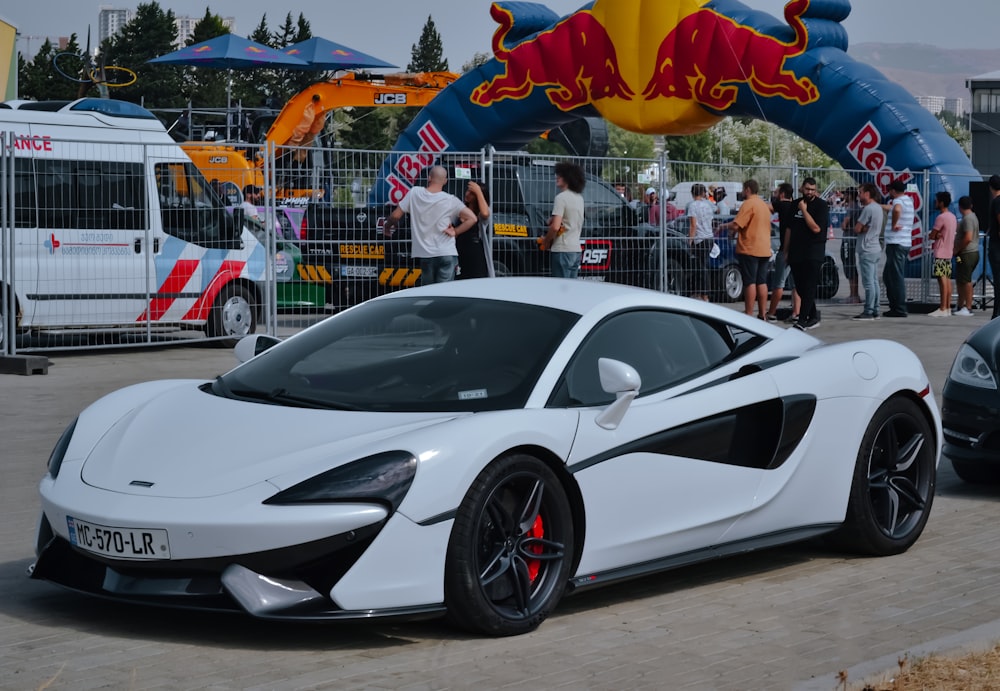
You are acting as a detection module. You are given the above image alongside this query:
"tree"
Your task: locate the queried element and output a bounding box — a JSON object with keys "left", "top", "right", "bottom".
{"left": 460, "top": 52, "right": 491, "bottom": 74}
{"left": 19, "top": 35, "right": 86, "bottom": 101}
{"left": 664, "top": 131, "right": 716, "bottom": 164}
{"left": 395, "top": 16, "right": 449, "bottom": 140}
{"left": 407, "top": 16, "right": 448, "bottom": 72}
{"left": 183, "top": 10, "right": 231, "bottom": 109}
{"left": 100, "top": 2, "right": 183, "bottom": 108}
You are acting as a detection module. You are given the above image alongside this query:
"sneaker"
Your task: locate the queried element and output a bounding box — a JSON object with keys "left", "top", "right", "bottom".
{"left": 784, "top": 314, "right": 799, "bottom": 324}
{"left": 883, "top": 311, "right": 908, "bottom": 318}
{"left": 852, "top": 312, "right": 876, "bottom": 321}
{"left": 796, "top": 317, "right": 821, "bottom": 330}
{"left": 954, "top": 307, "right": 973, "bottom": 316}
{"left": 928, "top": 308, "right": 950, "bottom": 317}
{"left": 766, "top": 313, "right": 778, "bottom": 322}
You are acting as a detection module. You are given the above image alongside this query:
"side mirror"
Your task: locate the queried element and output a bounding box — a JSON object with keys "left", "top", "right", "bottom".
{"left": 234, "top": 334, "right": 281, "bottom": 363}
{"left": 595, "top": 358, "right": 641, "bottom": 430}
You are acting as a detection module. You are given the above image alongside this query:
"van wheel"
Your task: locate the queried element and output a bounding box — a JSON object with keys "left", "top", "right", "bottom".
{"left": 207, "top": 284, "right": 257, "bottom": 346}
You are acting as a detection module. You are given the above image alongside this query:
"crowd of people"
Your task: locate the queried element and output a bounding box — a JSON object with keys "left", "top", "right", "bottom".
{"left": 378, "top": 164, "right": 1000, "bottom": 324}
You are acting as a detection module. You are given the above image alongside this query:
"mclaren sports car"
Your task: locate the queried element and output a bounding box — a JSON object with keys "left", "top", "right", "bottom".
{"left": 32, "top": 278, "right": 941, "bottom": 636}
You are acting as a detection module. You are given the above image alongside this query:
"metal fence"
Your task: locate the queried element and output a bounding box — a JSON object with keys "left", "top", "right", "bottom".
{"left": 1, "top": 136, "right": 992, "bottom": 355}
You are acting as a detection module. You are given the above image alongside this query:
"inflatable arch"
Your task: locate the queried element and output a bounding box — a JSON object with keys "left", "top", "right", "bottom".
{"left": 374, "top": 0, "right": 979, "bottom": 218}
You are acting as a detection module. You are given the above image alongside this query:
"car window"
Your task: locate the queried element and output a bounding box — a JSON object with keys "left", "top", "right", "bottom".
{"left": 550, "top": 310, "right": 767, "bottom": 407}
{"left": 223, "top": 296, "right": 580, "bottom": 412}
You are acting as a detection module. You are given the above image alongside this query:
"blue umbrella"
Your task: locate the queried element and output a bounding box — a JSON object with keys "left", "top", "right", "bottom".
{"left": 282, "top": 37, "right": 397, "bottom": 71}
{"left": 149, "top": 34, "right": 309, "bottom": 139}
{"left": 148, "top": 34, "right": 309, "bottom": 70}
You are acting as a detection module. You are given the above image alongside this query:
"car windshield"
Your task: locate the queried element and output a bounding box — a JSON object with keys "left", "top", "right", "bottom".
{"left": 219, "top": 296, "right": 580, "bottom": 412}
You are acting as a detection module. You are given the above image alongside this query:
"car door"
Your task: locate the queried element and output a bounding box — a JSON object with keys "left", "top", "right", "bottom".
{"left": 553, "top": 309, "right": 781, "bottom": 577}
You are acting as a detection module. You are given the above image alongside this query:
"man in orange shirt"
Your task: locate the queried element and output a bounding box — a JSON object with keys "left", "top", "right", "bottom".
{"left": 723, "top": 179, "right": 773, "bottom": 319}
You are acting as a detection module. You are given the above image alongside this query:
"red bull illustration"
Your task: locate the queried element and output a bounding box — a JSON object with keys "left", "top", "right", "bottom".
{"left": 471, "top": 5, "right": 634, "bottom": 111}
{"left": 642, "top": 0, "right": 817, "bottom": 110}
{"left": 375, "top": 0, "right": 978, "bottom": 210}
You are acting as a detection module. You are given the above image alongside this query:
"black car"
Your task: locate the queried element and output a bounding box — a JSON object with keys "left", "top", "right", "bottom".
{"left": 942, "top": 318, "right": 1000, "bottom": 482}
{"left": 648, "top": 215, "right": 839, "bottom": 303}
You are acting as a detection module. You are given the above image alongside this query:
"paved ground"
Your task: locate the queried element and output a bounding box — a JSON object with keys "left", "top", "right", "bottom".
{"left": 3, "top": 301, "right": 1000, "bottom": 691}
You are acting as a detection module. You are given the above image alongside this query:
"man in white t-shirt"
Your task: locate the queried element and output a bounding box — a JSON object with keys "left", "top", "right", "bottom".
{"left": 881, "top": 179, "right": 914, "bottom": 317}
{"left": 383, "top": 166, "right": 477, "bottom": 284}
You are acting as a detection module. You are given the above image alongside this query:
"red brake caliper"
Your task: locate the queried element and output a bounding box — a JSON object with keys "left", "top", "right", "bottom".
{"left": 526, "top": 515, "right": 544, "bottom": 581}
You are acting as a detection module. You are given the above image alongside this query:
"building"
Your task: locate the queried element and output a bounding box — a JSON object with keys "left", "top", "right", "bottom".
{"left": 915, "top": 95, "right": 964, "bottom": 116}
{"left": 98, "top": 7, "right": 236, "bottom": 48}
{"left": 98, "top": 6, "right": 132, "bottom": 45}
{"left": 967, "top": 70, "right": 1000, "bottom": 174}
{"left": 174, "top": 15, "right": 236, "bottom": 48}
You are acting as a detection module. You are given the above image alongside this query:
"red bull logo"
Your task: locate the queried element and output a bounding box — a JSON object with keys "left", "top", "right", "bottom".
{"left": 193, "top": 46, "right": 212, "bottom": 53}
{"left": 471, "top": 0, "right": 821, "bottom": 135}
{"left": 643, "top": 0, "right": 818, "bottom": 110}
{"left": 471, "top": 5, "right": 634, "bottom": 111}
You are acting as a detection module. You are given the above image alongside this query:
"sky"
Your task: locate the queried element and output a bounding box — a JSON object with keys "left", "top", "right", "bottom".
{"left": 4, "top": 1, "right": 1000, "bottom": 70}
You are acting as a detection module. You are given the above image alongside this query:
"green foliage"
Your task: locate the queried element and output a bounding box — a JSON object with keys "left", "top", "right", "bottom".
{"left": 461, "top": 52, "right": 491, "bottom": 74}
{"left": 664, "top": 131, "right": 715, "bottom": 163}
{"left": 336, "top": 107, "right": 401, "bottom": 150}
{"left": 19, "top": 35, "right": 87, "bottom": 101}
{"left": 407, "top": 16, "right": 448, "bottom": 72}
{"left": 608, "top": 123, "right": 655, "bottom": 159}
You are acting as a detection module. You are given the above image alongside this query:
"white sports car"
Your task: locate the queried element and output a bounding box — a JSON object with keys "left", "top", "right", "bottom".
{"left": 32, "top": 278, "right": 940, "bottom": 636}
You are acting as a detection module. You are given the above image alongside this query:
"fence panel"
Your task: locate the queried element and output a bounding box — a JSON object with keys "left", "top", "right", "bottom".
{"left": 4, "top": 133, "right": 985, "bottom": 353}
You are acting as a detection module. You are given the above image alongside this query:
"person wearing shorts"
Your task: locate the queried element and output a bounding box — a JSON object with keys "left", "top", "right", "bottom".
{"left": 723, "top": 179, "right": 772, "bottom": 319}
{"left": 928, "top": 191, "right": 957, "bottom": 317}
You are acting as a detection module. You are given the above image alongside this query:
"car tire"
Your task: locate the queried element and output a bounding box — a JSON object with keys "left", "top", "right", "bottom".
{"left": 720, "top": 263, "right": 743, "bottom": 302}
{"left": 206, "top": 283, "right": 257, "bottom": 346}
{"left": 445, "top": 453, "right": 574, "bottom": 636}
{"left": 829, "top": 396, "right": 936, "bottom": 556}
{"left": 817, "top": 256, "right": 841, "bottom": 299}
{"left": 492, "top": 259, "right": 512, "bottom": 278}
{"left": 950, "top": 458, "right": 1000, "bottom": 484}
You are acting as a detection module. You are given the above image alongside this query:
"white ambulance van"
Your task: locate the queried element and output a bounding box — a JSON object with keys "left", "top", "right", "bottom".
{"left": 0, "top": 98, "right": 266, "bottom": 346}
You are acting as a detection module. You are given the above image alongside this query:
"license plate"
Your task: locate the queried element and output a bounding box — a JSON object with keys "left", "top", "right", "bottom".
{"left": 340, "top": 265, "right": 379, "bottom": 278}
{"left": 66, "top": 516, "right": 170, "bottom": 560}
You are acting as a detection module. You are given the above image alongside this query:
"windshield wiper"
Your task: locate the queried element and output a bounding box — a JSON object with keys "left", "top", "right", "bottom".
{"left": 228, "top": 386, "right": 363, "bottom": 411}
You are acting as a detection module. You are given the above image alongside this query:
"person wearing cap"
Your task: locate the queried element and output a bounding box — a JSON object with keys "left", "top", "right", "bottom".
{"left": 645, "top": 187, "right": 661, "bottom": 225}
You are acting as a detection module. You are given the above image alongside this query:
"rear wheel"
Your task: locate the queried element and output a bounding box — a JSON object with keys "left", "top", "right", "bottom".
{"left": 720, "top": 263, "right": 743, "bottom": 302}
{"left": 445, "top": 454, "right": 574, "bottom": 636}
{"left": 206, "top": 283, "right": 257, "bottom": 346}
{"left": 830, "top": 397, "right": 936, "bottom": 555}
{"left": 663, "top": 258, "right": 687, "bottom": 295}
{"left": 817, "top": 256, "right": 841, "bottom": 299}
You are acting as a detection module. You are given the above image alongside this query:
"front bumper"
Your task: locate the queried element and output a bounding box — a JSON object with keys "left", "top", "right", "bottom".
{"left": 941, "top": 381, "right": 1000, "bottom": 464}
{"left": 30, "top": 513, "right": 443, "bottom": 621}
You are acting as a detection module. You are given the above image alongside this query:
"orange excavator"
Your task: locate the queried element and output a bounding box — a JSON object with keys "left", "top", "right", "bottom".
{"left": 181, "top": 71, "right": 458, "bottom": 199}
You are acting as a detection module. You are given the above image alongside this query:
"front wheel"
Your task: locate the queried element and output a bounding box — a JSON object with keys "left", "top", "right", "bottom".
{"left": 829, "top": 396, "right": 936, "bottom": 555}
{"left": 445, "top": 454, "right": 574, "bottom": 636}
{"left": 206, "top": 283, "right": 257, "bottom": 346}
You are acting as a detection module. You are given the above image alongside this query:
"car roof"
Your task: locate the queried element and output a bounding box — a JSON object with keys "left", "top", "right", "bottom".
{"left": 371, "top": 277, "right": 725, "bottom": 319}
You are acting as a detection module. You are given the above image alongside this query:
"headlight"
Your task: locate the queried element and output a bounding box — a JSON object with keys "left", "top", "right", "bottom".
{"left": 264, "top": 451, "right": 417, "bottom": 511}
{"left": 47, "top": 418, "right": 78, "bottom": 479}
{"left": 949, "top": 344, "right": 998, "bottom": 389}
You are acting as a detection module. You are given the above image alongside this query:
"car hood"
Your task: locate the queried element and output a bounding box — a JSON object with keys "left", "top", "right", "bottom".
{"left": 79, "top": 382, "right": 458, "bottom": 499}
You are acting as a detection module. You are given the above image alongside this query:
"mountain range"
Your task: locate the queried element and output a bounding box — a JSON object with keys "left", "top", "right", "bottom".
{"left": 849, "top": 43, "right": 1000, "bottom": 112}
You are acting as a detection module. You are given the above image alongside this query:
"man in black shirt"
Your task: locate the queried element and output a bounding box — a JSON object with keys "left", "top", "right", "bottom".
{"left": 787, "top": 177, "right": 829, "bottom": 330}
{"left": 989, "top": 175, "right": 1000, "bottom": 319}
